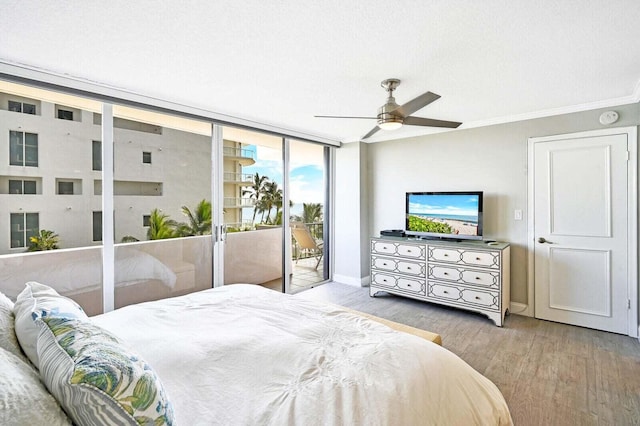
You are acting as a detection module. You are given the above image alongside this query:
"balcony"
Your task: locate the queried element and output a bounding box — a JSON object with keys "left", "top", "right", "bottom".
{"left": 223, "top": 172, "right": 254, "bottom": 185}
{"left": 223, "top": 147, "right": 255, "bottom": 166}
{"left": 224, "top": 197, "right": 255, "bottom": 209}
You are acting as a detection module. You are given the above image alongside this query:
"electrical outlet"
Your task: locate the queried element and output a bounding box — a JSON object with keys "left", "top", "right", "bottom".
{"left": 514, "top": 209, "right": 523, "bottom": 220}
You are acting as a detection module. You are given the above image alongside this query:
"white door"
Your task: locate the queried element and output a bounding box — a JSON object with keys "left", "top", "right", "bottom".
{"left": 531, "top": 128, "right": 636, "bottom": 335}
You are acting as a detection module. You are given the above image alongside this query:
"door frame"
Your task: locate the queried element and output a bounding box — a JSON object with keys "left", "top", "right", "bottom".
{"left": 527, "top": 126, "right": 638, "bottom": 337}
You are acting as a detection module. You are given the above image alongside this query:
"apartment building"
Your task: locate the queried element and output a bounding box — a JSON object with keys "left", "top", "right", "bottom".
{"left": 0, "top": 85, "right": 254, "bottom": 255}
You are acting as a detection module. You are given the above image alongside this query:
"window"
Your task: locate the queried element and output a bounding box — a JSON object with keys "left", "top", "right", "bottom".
{"left": 9, "top": 179, "right": 36, "bottom": 194}
{"left": 58, "top": 181, "right": 74, "bottom": 195}
{"left": 9, "top": 131, "right": 38, "bottom": 167}
{"left": 8, "top": 100, "right": 20, "bottom": 112}
{"left": 8, "top": 100, "right": 36, "bottom": 115}
{"left": 57, "top": 109, "right": 74, "bottom": 120}
{"left": 142, "top": 151, "right": 152, "bottom": 164}
{"left": 92, "top": 211, "right": 102, "bottom": 242}
{"left": 92, "top": 140, "right": 102, "bottom": 171}
{"left": 10, "top": 212, "right": 39, "bottom": 248}
{"left": 143, "top": 215, "right": 151, "bottom": 227}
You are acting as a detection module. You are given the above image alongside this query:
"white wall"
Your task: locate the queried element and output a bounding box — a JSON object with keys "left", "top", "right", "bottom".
{"left": 335, "top": 102, "right": 640, "bottom": 307}
{"left": 334, "top": 142, "right": 369, "bottom": 286}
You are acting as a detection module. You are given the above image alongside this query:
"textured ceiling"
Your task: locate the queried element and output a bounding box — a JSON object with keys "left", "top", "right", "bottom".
{"left": 1, "top": 0, "right": 639, "bottom": 143}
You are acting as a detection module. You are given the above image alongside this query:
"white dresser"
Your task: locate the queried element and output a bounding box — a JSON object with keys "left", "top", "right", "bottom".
{"left": 370, "top": 237, "right": 510, "bottom": 326}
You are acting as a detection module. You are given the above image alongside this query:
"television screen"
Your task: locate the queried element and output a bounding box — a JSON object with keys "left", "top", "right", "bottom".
{"left": 405, "top": 191, "right": 483, "bottom": 240}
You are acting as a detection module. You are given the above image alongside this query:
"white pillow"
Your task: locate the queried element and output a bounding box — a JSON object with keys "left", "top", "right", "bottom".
{"left": 13, "top": 282, "right": 87, "bottom": 369}
{"left": 0, "top": 346, "right": 71, "bottom": 426}
{"left": 37, "top": 315, "right": 175, "bottom": 425}
{"left": 0, "top": 291, "right": 29, "bottom": 363}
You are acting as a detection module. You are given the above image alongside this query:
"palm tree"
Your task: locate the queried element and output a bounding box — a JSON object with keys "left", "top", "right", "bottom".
{"left": 243, "top": 173, "right": 268, "bottom": 224}
{"left": 177, "top": 199, "right": 212, "bottom": 236}
{"left": 261, "top": 181, "right": 280, "bottom": 224}
{"left": 256, "top": 198, "right": 269, "bottom": 223}
{"left": 28, "top": 229, "right": 60, "bottom": 251}
{"left": 147, "top": 209, "right": 177, "bottom": 240}
{"left": 272, "top": 188, "right": 284, "bottom": 224}
{"left": 302, "top": 202, "right": 323, "bottom": 224}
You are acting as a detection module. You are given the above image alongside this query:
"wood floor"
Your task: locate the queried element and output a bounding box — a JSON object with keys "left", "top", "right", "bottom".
{"left": 297, "top": 282, "right": 640, "bottom": 426}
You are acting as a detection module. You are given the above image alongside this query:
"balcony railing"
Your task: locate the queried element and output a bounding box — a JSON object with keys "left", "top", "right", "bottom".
{"left": 223, "top": 147, "right": 255, "bottom": 161}
{"left": 224, "top": 197, "right": 255, "bottom": 208}
{"left": 223, "top": 172, "right": 254, "bottom": 184}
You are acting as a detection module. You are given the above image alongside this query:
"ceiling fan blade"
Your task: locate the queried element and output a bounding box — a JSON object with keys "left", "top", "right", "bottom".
{"left": 362, "top": 126, "right": 381, "bottom": 139}
{"left": 392, "top": 91, "right": 441, "bottom": 117}
{"left": 314, "top": 115, "right": 377, "bottom": 119}
{"left": 403, "top": 116, "right": 462, "bottom": 128}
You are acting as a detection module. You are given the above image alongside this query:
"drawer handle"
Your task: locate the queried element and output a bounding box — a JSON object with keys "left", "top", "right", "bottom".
{"left": 475, "top": 276, "right": 480, "bottom": 280}
{"left": 444, "top": 254, "right": 448, "bottom": 257}
{"left": 382, "top": 279, "right": 387, "bottom": 282}
{"left": 382, "top": 263, "right": 387, "bottom": 266}
{"left": 443, "top": 290, "right": 448, "bottom": 294}
{"left": 407, "top": 249, "right": 412, "bottom": 253}
{"left": 475, "top": 296, "right": 481, "bottom": 300}
{"left": 443, "top": 272, "right": 448, "bottom": 275}
{"left": 407, "top": 266, "right": 411, "bottom": 270}
{"left": 476, "top": 257, "right": 481, "bottom": 260}
{"left": 407, "top": 284, "right": 412, "bottom": 287}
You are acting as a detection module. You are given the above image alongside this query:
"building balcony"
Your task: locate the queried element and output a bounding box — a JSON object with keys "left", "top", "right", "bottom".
{"left": 224, "top": 197, "right": 255, "bottom": 209}
{"left": 223, "top": 147, "right": 255, "bottom": 166}
{"left": 223, "top": 172, "right": 254, "bottom": 185}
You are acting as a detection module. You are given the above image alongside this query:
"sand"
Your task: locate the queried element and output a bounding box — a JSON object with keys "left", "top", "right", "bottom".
{"left": 438, "top": 219, "right": 478, "bottom": 236}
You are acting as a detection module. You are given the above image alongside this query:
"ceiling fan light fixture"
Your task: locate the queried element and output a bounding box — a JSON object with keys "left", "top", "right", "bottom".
{"left": 377, "top": 113, "right": 403, "bottom": 130}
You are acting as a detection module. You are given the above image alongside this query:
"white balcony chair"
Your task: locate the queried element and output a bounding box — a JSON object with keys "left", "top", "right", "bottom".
{"left": 291, "top": 222, "right": 323, "bottom": 270}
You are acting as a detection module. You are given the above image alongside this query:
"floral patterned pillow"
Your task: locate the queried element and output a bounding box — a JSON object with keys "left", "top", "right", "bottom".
{"left": 36, "top": 314, "right": 174, "bottom": 426}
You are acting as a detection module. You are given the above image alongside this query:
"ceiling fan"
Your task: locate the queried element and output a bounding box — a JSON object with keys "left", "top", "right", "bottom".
{"left": 315, "top": 78, "right": 462, "bottom": 139}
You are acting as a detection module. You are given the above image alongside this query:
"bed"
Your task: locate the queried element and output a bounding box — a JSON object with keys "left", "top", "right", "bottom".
{"left": 2, "top": 282, "right": 513, "bottom": 425}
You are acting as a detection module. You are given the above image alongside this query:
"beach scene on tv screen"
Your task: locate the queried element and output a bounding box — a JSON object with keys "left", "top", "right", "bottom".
{"left": 407, "top": 194, "right": 480, "bottom": 236}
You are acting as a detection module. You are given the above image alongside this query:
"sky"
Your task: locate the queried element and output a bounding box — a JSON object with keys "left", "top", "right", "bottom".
{"left": 408, "top": 193, "right": 480, "bottom": 217}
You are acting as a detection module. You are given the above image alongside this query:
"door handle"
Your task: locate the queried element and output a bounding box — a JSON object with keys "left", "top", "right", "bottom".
{"left": 538, "top": 237, "right": 553, "bottom": 244}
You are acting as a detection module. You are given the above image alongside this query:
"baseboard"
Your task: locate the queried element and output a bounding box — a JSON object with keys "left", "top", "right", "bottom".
{"left": 509, "top": 302, "right": 531, "bottom": 317}
{"left": 332, "top": 274, "right": 370, "bottom": 287}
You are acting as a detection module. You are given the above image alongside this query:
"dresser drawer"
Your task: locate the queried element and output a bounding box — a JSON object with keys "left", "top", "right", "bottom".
{"left": 371, "top": 240, "right": 425, "bottom": 260}
{"left": 461, "top": 250, "right": 500, "bottom": 268}
{"left": 428, "top": 265, "right": 499, "bottom": 289}
{"left": 428, "top": 247, "right": 500, "bottom": 269}
{"left": 371, "top": 240, "right": 397, "bottom": 256}
{"left": 428, "top": 283, "right": 461, "bottom": 301}
{"left": 371, "top": 272, "right": 425, "bottom": 295}
{"left": 372, "top": 256, "right": 397, "bottom": 271}
{"left": 460, "top": 288, "right": 499, "bottom": 310}
{"left": 371, "top": 256, "right": 424, "bottom": 276}
{"left": 371, "top": 271, "right": 397, "bottom": 288}
{"left": 396, "top": 277, "right": 425, "bottom": 295}
{"left": 396, "top": 244, "right": 424, "bottom": 259}
{"left": 427, "top": 282, "right": 499, "bottom": 311}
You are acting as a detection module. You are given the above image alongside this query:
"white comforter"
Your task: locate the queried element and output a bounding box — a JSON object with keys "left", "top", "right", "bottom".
{"left": 92, "top": 284, "right": 512, "bottom": 425}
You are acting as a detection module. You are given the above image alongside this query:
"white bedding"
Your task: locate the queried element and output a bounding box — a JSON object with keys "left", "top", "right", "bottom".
{"left": 92, "top": 284, "right": 512, "bottom": 425}
{"left": 0, "top": 246, "right": 176, "bottom": 299}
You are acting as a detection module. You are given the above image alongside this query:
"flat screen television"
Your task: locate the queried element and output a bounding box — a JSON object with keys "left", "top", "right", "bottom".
{"left": 405, "top": 191, "right": 483, "bottom": 240}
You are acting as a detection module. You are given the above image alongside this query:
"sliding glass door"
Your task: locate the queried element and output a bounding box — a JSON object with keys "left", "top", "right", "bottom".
{"left": 288, "top": 139, "right": 329, "bottom": 293}
{"left": 110, "top": 104, "right": 214, "bottom": 308}
{"left": 220, "top": 126, "right": 285, "bottom": 291}
{"left": 0, "top": 78, "right": 333, "bottom": 315}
